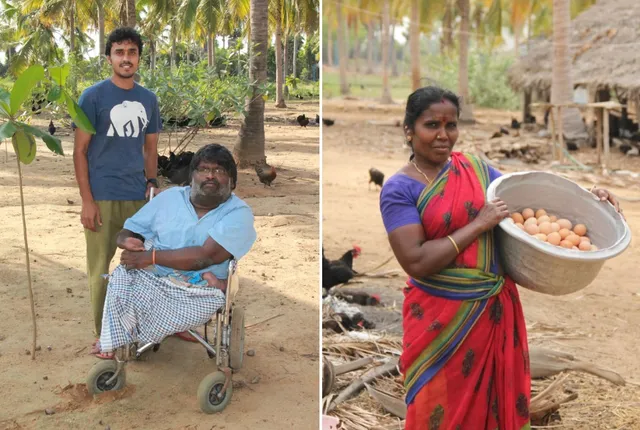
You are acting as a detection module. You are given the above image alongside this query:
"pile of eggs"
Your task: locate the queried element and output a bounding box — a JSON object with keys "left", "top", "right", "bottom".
{"left": 509, "top": 208, "right": 598, "bottom": 251}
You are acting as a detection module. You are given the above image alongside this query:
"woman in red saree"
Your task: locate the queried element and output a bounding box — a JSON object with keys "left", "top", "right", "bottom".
{"left": 379, "top": 87, "right": 622, "bottom": 430}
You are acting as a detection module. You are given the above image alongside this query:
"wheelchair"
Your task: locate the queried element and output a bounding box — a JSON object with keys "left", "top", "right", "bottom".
{"left": 86, "top": 259, "right": 245, "bottom": 413}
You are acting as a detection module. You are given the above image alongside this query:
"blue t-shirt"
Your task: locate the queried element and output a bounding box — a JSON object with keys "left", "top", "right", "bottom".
{"left": 77, "top": 79, "right": 161, "bottom": 201}
{"left": 123, "top": 187, "right": 257, "bottom": 280}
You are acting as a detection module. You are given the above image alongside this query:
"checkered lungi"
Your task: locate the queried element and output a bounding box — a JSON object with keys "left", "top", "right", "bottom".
{"left": 99, "top": 265, "right": 226, "bottom": 352}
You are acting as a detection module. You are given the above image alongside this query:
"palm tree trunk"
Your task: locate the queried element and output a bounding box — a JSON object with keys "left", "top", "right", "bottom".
{"left": 410, "top": 0, "right": 420, "bottom": 89}
{"left": 366, "top": 21, "right": 374, "bottom": 74}
{"left": 235, "top": 0, "right": 267, "bottom": 167}
{"left": 380, "top": 0, "right": 393, "bottom": 104}
{"left": 336, "top": 0, "right": 349, "bottom": 95}
{"left": 98, "top": 1, "right": 105, "bottom": 63}
{"left": 352, "top": 19, "right": 359, "bottom": 73}
{"left": 208, "top": 33, "right": 214, "bottom": 68}
{"left": 127, "top": 0, "right": 136, "bottom": 27}
{"left": 283, "top": 34, "right": 289, "bottom": 97}
{"left": 69, "top": 1, "right": 75, "bottom": 58}
{"left": 390, "top": 22, "right": 398, "bottom": 77}
{"left": 327, "top": 32, "right": 334, "bottom": 67}
{"left": 443, "top": 4, "right": 454, "bottom": 56}
{"left": 293, "top": 33, "right": 298, "bottom": 78}
{"left": 275, "top": 0, "right": 286, "bottom": 108}
{"left": 458, "top": 0, "right": 474, "bottom": 122}
{"left": 552, "top": 0, "right": 572, "bottom": 109}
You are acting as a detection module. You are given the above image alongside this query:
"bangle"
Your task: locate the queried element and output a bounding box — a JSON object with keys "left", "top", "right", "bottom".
{"left": 446, "top": 235, "right": 460, "bottom": 254}
{"left": 152, "top": 248, "right": 156, "bottom": 265}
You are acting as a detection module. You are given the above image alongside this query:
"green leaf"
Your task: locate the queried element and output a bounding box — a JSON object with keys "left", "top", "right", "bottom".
{"left": 0, "top": 121, "right": 17, "bottom": 139}
{"left": 63, "top": 92, "right": 95, "bottom": 134}
{"left": 20, "top": 123, "right": 64, "bottom": 156}
{"left": 49, "top": 64, "right": 70, "bottom": 87}
{"left": 47, "top": 85, "right": 62, "bottom": 102}
{"left": 10, "top": 64, "right": 45, "bottom": 115}
{"left": 0, "top": 88, "right": 10, "bottom": 117}
{"left": 12, "top": 129, "right": 36, "bottom": 164}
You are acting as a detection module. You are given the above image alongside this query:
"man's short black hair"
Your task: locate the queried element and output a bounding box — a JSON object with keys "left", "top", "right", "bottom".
{"left": 190, "top": 144, "right": 238, "bottom": 189}
{"left": 105, "top": 27, "right": 143, "bottom": 57}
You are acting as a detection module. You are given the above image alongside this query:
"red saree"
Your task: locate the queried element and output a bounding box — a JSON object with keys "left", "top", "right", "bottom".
{"left": 402, "top": 152, "right": 531, "bottom": 430}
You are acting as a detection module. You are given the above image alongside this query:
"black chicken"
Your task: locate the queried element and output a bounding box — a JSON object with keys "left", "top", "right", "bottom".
{"left": 297, "top": 114, "right": 310, "bottom": 127}
{"left": 323, "top": 312, "right": 375, "bottom": 333}
{"left": 333, "top": 290, "right": 381, "bottom": 306}
{"left": 315, "top": 114, "right": 320, "bottom": 124}
{"left": 511, "top": 118, "right": 521, "bottom": 129}
{"left": 368, "top": 168, "right": 384, "bottom": 190}
{"left": 322, "top": 246, "right": 361, "bottom": 291}
{"left": 48, "top": 120, "right": 56, "bottom": 136}
{"left": 157, "top": 151, "right": 194, "bottom": 185}
{"left": 323, "top": 118, "right": 335, "bottom": 127}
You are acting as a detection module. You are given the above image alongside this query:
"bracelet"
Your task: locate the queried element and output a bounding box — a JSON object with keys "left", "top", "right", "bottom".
{"left": 152, "top": 248, "right": 156, "bottom": 265}
{"left": 446, "top": 235, "right": 460, "bottom": 254}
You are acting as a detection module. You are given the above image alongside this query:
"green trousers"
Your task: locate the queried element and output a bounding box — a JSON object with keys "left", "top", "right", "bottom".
{"left": 84, "top": 200, "right": 146, "bottom": 336}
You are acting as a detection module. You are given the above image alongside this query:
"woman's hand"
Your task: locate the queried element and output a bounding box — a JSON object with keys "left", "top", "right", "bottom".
{"left": 472, "top": 198, "right": 510, "bottom": 233}
{"left": 591, "top": 187, "right": 623, "bottom": 218}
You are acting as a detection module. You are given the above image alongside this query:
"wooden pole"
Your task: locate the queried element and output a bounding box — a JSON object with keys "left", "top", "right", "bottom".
{"left": 596, "top": 108, "right": 603, "bottom": 166}
{"left": 603, "top": 108, "right": 610, "bottom": 170}
{"left": 558, "top": 106, "right": 565, "bottom": 163}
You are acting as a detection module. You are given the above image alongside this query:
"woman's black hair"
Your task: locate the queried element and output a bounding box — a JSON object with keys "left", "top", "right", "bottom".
{"left": 105, "top": 27, "right": 143, "bottom": 56}
{"left": 190, "top": 144, "right": 238, "bottom": 189}
{"left": 403, "top": 86, "right": 461, "bottom": 132}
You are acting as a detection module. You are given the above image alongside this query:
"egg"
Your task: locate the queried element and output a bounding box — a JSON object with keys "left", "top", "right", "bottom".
{"left": 524, "top": 217, "right": 538, "bottom": 226}
{"left": 522, "top": 208, "right": 535, "bottom": 220}
{"left": 549, "top": 215, "right": 558, "bottom": 223}
{"left": 590, "top": 244, "right": 599, "bottom": 251}
{"left": 573, "top": 224, "right": 587, "bottom": 236}
{"left": 534, "top": 233, "right": 548, "bottom": 242}
{"left": 537, "top": 215, "right": 551, "bottom": 224}
{"left": 580, "top": 236, "right": 591, "bottom": 245}
{"left": 524, "top": 223, "right": 539, "bottom": 235}
{"left": 515, "top": 223, "right": 525, "bottom": 230}
{"left": 578, "top": 241, "right": 591, "bottom": 251}
{"left": 547, "top": 232, "right": 562, "bottom": 245}
{"left": 560, "top": 240, "right": 574, "bottom": 249}
{"left": 567, "top": 234, "right": 581, "bottom": 246}
{"left": 535, "top": 209, "right": 547, "bottom": 218}
{"left": 511, "top": 212, "right": 524, "bottom": 224}
{"left": 538, "top": 222, "right": 552, "bottom": 235}
{"left": 558, "top": 228, "right": 571, "bottom": 239}
{"left": 550, "top": 222, "right": 561, "bottom": 232}
{"left": 557, "top": 218, "right": 573, "bottom": 230}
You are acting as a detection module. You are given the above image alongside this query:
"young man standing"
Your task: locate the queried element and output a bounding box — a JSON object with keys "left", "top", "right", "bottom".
{"left": 73, "top": 27, "right": 161, "bottom": 352}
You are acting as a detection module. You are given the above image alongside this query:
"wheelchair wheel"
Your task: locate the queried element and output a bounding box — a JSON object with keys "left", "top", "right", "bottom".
{"left": 87, "top": 360, "right": 127, "bottom": 395}
{"left": 229, "top": 307, "right": 245, "bottom": 371}
{"left": 197, "top": 371, "right": 233, "bottom": 413}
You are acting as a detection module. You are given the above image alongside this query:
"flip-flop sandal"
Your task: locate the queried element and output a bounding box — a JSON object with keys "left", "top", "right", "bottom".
{"left": 174, "top": 331, "right": 199, "bottom": 343}
{"left": 94, "top": 351, "right": 114, "bottom": 360}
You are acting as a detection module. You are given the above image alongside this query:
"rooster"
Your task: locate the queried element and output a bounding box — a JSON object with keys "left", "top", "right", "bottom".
{"left": 255, "top": 164, "right": 277, "bottom": 187}
{"left": 48, "top": 120, "right": 56, "bottom": 136}
{"left": 323, "top": 118, "right": 335, "bottom": 127}
{"left": 296, "top": 114, "right": 310, "bottom": 127}
{"left": 368, "top": 168, "right": 384, "bottom": 190}
{"left": 322, "top": 246, "right": 361, "bottom": 291}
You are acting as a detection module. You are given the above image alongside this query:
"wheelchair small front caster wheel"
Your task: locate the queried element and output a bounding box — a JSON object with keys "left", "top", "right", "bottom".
{"left": 197, "top": 371, "right": 232, "bottom": 413}
{"left": 87, "top": 360, "right": 127, "bottom": 395}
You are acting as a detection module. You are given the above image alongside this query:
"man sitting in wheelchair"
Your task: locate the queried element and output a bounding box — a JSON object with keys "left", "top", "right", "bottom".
{"left": 93, "top": 143, "right": 256, "bottom": 358}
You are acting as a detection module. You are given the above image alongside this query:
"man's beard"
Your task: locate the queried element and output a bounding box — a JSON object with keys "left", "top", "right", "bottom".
{"left": 113, "top": 63, "right": 136, "bottom": 78}
{"left": 191, "top": 179, "right": 232, "bottom": 204}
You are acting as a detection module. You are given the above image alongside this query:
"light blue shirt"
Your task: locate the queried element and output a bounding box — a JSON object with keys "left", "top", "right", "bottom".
{"left": 123, "top": 186, "right": 256, "bottom": 280}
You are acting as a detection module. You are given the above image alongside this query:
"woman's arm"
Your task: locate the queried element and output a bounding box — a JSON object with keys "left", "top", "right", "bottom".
{"left": 388, "top": 198, "right": 509, "bottom": 279}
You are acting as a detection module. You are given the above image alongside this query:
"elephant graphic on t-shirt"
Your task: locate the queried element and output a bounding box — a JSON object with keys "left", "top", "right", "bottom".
{"left": 107, "top": 101, "right": 149, "bottom": 138}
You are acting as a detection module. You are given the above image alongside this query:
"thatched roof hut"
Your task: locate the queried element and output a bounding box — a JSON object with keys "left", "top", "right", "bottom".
{"left": 508, "top": 0, "right": 640, "bottom": 102}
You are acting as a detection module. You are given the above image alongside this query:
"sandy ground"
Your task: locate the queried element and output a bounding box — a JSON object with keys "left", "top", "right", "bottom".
{"left": 322, "top": 98, "right": 640, "bottom": 429}
{"left": 0, "top": 100, "right": 320, "bottom": 429}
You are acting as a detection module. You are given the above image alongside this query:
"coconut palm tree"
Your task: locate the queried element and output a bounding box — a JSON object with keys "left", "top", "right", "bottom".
{"left": 335, "top": 0, "right": 348, "bottom": 95}
{"left": 234, "top": 0, "right": 268, "bottom": 166}
{"left": 379, "top": 0, "right": 392, "bottom": 103}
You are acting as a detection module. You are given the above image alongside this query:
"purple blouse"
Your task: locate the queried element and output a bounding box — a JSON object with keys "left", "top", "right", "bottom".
{"left": 380, "top": 165, "right": 502, "bottom": 234}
